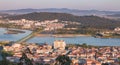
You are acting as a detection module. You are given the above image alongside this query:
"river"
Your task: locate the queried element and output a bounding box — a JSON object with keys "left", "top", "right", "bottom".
{"left": 27, "top": 36, "right": 120, "bottom": 46}
{"left": 0, "top": 28, "right": 120, "bottom": 46}
{"left": 0, "top": 28, "right": 32, "bottom": 42}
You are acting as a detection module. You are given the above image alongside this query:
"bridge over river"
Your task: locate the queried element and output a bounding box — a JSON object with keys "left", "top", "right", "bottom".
{"left": 15, "top": 32, "right": 35, "bottom": 43}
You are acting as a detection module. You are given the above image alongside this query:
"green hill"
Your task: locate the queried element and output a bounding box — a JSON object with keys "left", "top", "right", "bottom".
{"left": 4, "top": 12, "right": 120, "bottom": 30}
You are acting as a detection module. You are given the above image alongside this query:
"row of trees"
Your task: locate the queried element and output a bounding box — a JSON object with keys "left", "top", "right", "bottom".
{"left": 55, "top": 28, "right": 100, "bottom": 35}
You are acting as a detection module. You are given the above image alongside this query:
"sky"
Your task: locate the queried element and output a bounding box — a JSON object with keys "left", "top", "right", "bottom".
{"left": 0, "top": 0, "right": 120, "bottom": 11}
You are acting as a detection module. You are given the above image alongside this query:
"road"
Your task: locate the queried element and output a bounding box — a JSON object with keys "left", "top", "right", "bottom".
{"left": 15, "top": 31, "right": 37, "bottom": 43}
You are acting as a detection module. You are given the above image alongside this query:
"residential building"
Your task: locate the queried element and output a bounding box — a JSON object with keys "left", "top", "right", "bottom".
{"left": 54, "top": 40, "right": 66, "bottom": 50}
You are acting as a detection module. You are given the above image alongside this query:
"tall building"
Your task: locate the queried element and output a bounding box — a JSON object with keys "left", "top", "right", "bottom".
{"left": 54, "top": 40, "right": 66, "bottom": 50}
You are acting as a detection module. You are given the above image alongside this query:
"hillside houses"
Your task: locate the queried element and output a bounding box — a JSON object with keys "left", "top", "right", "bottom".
{"left": 3, "top": 41, "right": 120, "bottom": 65}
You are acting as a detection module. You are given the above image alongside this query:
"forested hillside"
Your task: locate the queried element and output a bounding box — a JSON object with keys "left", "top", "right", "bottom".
{"left": 4, "top": 12, "right": 120, "bottom": 30}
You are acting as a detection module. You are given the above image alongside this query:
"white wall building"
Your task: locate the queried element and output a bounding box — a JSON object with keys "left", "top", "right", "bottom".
{"left": 54, "top": 40, "right": 66, "bottom": 50}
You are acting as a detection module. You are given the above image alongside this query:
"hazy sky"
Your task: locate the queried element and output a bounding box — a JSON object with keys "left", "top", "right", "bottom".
{"left": 0, "top": 0, "right": 120, "bottom": 11}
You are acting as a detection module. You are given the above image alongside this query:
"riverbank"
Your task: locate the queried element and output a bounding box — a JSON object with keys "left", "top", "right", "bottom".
{"left": 4, "top": 29, "right": 25, "bottom": 34}
{"left": 94, "top": 34, "right": 120, "bottom": 38}
{"left": 35, "top": 34, "right": 91, "bottom": 37}
{"left": 35, "top": 33, "right": 120, "bottom": 38}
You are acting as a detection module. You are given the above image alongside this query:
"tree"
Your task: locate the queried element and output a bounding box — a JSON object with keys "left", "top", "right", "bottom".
{"left": 81, "top": 43, "right": 88, "bottom": 48}
{"left": 20, "top": 52, "right": 33, "bottom": 65}
{"left": 1, "top": 50, "right": 13, "bottom": 59}
{"left": 0, "top": 59, "right": 17, "bottom": 65}
{"left": 55, "top": 55, "right": 72, "bottom": 65}
{"left": 102, "top": 63, "right": 109, "bottom": 65}
{"left": 118, "top": 57, "right": 120, "bottom": 64}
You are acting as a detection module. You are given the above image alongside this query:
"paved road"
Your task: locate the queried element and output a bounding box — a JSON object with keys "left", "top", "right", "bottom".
{"left": 16, "top": 32, "right": 35, "bottom": 43}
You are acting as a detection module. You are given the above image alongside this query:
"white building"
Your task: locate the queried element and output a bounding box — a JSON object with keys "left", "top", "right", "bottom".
{"left": 22, "top": 24, "right": 31, "bottom": 29}
{"left": 114, "top": 27, "right": 120, "bottom": 32}
{"left": 54, "top": 40, "right": 66, "bottom": 50}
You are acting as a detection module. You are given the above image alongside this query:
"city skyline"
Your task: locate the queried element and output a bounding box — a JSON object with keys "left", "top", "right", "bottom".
{"left": 0, "top": 0, "right": 120, "bottom": 11}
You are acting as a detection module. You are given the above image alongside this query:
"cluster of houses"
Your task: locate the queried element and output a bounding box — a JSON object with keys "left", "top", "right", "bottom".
{"left": 2, "top": 40, "right": 120, "bottom": 65}
{"left": 0, "top": 19, "right": 64, "bottom": 30}
{"left": 68, "top": 46, "right": 120, "bottom": 65}
{"left": 8, "top": 19, "right": 64, "bottom": 30}
{"left": 114, "top": 27, "right": 120, "bottom": 34}
{"left": 94, "top": 27, "right": 120, "bottom": 38}
{"left": 0, "top": 19, "right": 81, "bottom": 31}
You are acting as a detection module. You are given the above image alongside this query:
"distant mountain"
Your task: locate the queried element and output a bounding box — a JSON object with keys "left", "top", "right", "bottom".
{"left": 0, "top": 8, "right": 120, "bottom": 16}
{"left": 107, "top": 14, "right": 120, "bottom": 17}
{"left": 102, "top": 14, "right": 120, "bottom": 20}
{"left": 0, "top": 13, "right": 10, "bottom": 17}
{"left": 4, "top": 12, "right": 120, "bottom": 30}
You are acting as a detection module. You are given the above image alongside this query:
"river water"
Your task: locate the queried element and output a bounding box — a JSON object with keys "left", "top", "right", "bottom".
{"left": 0, "top": 28, "right": 120, "bottom": 46}
{"left": 27, "top": 36, "right": 120, "bottom": 46}
{"left": 0, "top": 28, "right": 32, "bottom": 42}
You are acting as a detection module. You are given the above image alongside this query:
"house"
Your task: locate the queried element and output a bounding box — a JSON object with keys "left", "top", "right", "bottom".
{"left": 54, "top": 40, "right": 66, "bottom": 50}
